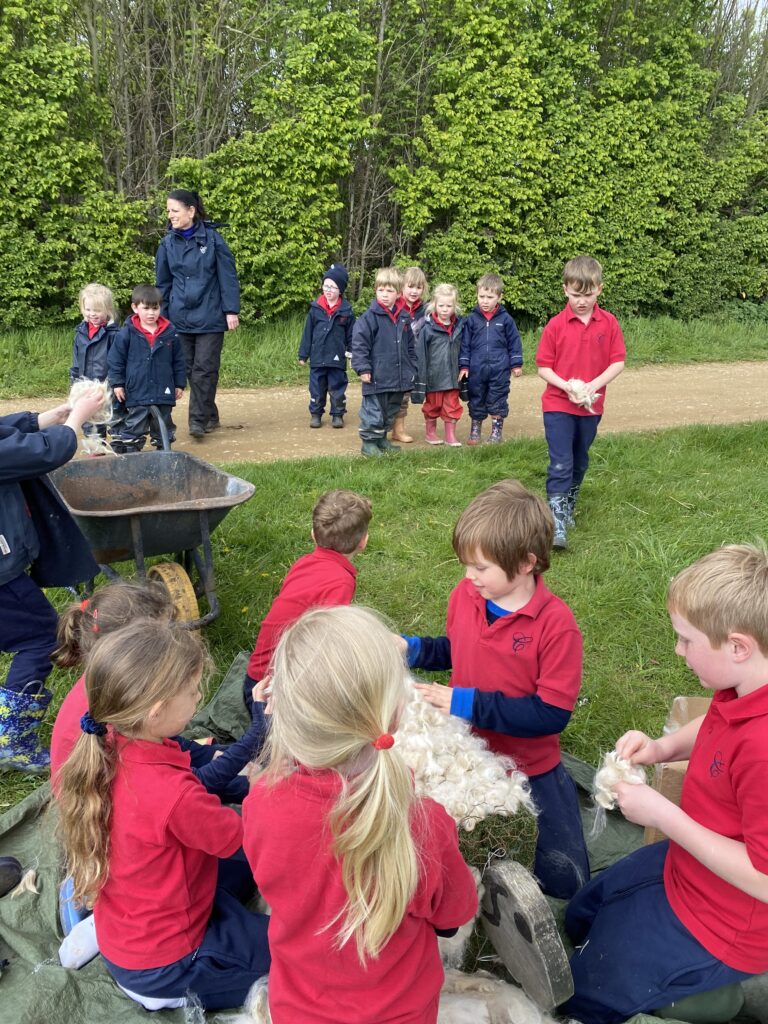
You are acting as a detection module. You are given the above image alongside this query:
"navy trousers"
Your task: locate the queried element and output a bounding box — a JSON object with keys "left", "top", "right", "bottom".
{"left": 467, "top": 367, "right": 510, "bottom": 421}
{"left": 560, "top": 841, "right": 751, "bottom": 1024}
{"left": 309, "top": 366, "right": 348, "bottom": 416}
{"left": 358, "top": 391, "right": 404, "bottom": 441}
{"left": 0, "top": 572, "right": 59, "bottom": 691}
{"left": 104, "top": 851, "right": 270, "bottom": 1011}
{"left": 529, "top": 762, "right": 590, "bottom": 899}
{"left": 179, "top": 332, "right": 223, "bottom": 430}
{"left": 543, "top": 411, "right": 601, "bottom": 496}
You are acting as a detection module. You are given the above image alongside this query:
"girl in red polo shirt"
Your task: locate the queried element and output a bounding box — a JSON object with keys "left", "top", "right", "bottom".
{"left": 242, "top": 605, "right": 478, "bottom": 1024}
{"left": 55, "top": 619, "right": 270, "bottom": 1010}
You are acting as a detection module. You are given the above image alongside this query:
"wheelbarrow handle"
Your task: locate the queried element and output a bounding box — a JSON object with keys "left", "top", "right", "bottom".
{"left": 149, "top": 405, "right": 172, "bottom": 452}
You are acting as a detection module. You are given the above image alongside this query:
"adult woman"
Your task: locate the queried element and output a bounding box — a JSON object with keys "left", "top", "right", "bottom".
{"left": 156, "top": 189, "right": 240, "bottom": 438}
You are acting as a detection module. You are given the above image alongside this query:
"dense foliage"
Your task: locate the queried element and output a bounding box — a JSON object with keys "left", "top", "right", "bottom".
{"left": 1, "top": 0, "right": 766, "bottom": 324}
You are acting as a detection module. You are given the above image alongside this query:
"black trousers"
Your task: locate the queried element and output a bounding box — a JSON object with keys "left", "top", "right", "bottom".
{"left": 179, "top": 332, "right": 224, "bottom": 429}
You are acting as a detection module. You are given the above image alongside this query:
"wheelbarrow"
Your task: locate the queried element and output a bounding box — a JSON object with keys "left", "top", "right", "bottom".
{"left": 50, "top": 442, "right": 255, "bottom": 629}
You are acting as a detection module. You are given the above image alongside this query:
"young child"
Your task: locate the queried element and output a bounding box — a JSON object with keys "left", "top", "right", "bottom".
{"left": 402, "top": 480, "right": 589, "bottom": 899}
{"left": 392, "top": 266, "right": 429, "bottom": 444}
{"left": 561, "top": 544, "right": 768, "bottom": 1024}
{"left": 56, "top": 619, "right": 270, "bottom": 1009}
{"left": 535, "top": 255, "right": 625, "bottom": 549}
{"left": 243, "top": 605, "right": 478, "bottom": 1024}
{"left": 107, "top": 284, "right": 186, "bottom": 452}
{"left": 50, "top": 581, "right": 265, "bottom": 803}
{"left": 350, "top": 266, "right": 417, "bottom": 457}
{"left": 298, "top": 263, "right": 355, "bottom": 429}
{"left": 0, "top": 388, "right": 104, "bottom": 774}
{"left": 459, "top": 272, "right": 522, "bottom": 446}
{"left": 70, "top": 283, "right": 125, "bottom": 447}
{"left": 411, "top": 283, "right": 465, "bottom": 447}
{"left": 243, "top": 489, "right": 372, "bottom": 708}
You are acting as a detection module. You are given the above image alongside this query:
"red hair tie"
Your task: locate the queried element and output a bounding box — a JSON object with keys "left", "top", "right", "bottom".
{"left": 80, "top": 598, "right": 89, "bottom": 611}
{"left": 372, "top": 733, "right": 394, "bottom": 750}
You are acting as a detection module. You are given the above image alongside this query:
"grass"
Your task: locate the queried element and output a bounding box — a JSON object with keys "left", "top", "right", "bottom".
{"left": 1, "top": 312, "right": 767, "bottom": 399}
{"left": 3, "top": 417, "right": 768, "bottom": 813}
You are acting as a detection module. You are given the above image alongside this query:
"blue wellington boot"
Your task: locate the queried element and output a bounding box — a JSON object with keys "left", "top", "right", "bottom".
{"left": 0, "top": 682, "right": 52, "bottom": 774}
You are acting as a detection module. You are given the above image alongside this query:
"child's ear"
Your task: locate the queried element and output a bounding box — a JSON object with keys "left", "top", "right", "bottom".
{"left": 356, "top": 532, "right": 369, "bottom": 554}
{"left": 728, "top": 632, "right": 754, "bottom": 662}
{"left": 596, "top": 283, "right": 604, "bottom": 297}
{"left": 520, "top": 553, "right": 537, "bottom": 575}
{"left": 147, "top": 698, "right": 165, "bottom": 722}
{"left": 310, "top": 528, "right": 316, "bottom": 545}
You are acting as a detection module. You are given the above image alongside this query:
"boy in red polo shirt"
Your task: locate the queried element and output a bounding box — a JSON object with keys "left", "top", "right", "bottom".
{"left": 561, "top": 544, "right": 768, "bottom": 1024}
{"left": 535, "top": 255, "right": 625, "bottom": 549}
{"left": 243, "top": 489, "right": 372, "bottom": 707}
{"left": 402, "top": 479, "right": 588, "bottom": 899}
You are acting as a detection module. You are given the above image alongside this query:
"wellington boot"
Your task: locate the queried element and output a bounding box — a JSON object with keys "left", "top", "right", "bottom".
{"left": 391, "top": 415, "right": 414, "bottom": 443}
{"left": 488, "top": 417, "right": 504, "bottom": 444}
{"left": 361, "top": 441, "right": 384, "bottom": 457}
{"left": 425, "top": 418, "right": 443, "bottom": 445}
{"left": 444, "top": 420, "right": 461, "bottom": 447}
{"left": 467, "top": 420, "right": 482, "bottom": 446}
{"left": 565, "top": 484, "right": 581, "bottom": 528}
{"left": 0, "top": 682, "right": 52, "bottom": 774}
{"left": 548, "top": 495, "right": 569, "bottom": 550}
{"left": 378, "top": 436, "right": 401, "bottom": 453}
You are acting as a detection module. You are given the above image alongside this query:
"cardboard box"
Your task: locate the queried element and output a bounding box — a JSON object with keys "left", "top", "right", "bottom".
{"left": 643, "top": 695, "right": 712, "bottom": 845}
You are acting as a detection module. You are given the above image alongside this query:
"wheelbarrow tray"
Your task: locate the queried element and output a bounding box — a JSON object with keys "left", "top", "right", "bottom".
{"left": 50, "top": 452, "right": 255, "bottom": 564}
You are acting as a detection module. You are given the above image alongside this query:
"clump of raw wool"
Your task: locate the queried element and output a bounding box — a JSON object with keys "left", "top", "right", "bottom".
{"left": 566, "top": 379, "right": 601, "bottom": 413}
{"left": 229, "top": 970, "right": 562, "bottom": 1024}
{"left": 395, "top": 685, "right": 535, "bottom": 830}
{"left": 10, "top": 868, "right": 38, "bottom": 898}
{"left": 69, "top": 378, "right": 113, "bottom": 425}
{"left": 80, "top": 433, "right": 117, "bottom": 457}
{"left": 591, "top": 750, "right": 646, "bottom": 836}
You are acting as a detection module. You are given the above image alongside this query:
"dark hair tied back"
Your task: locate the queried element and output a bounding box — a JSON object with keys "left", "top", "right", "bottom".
{"left": 168, "top": 188, "right": 207, "bottom": 221}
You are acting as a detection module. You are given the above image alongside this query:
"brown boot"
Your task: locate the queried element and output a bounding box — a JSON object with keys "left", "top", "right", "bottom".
{"left": 391, "top": 415, "right": 414, "bottom": 443}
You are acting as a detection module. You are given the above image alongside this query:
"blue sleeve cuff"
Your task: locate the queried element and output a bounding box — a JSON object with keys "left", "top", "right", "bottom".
{"left": 404, "top": 635, "right": 421, "bottom": 667}
{"left": 450, "top": 687, "right": 475, "bottom": 720}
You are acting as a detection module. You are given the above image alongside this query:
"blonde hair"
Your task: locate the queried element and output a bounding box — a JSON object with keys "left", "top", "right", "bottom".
{"left": 263, "top": 606, "right": 417, "bottom": 962}
{"left": 453, "top": 479, "right": 553, "bottom": 576}
{"left": 477, "top": 273, "right": 504, "bottom": 296}
{"left": 374, "top": 266, "right": 404, "bottom": 292}
{"left": 667, "top": 543, "right": 768, "bottom": 654}
{"left": 312, "top": 490, "right": 372, "bottom": 554}
{"left": 56, "top": 619, "right": 209, "bottom": 907}
{"left": 53, "top": 581, "right": 173, "bottom": 668}
{"left": 78, "top": 283, "right": 116, "bottom": 322}
{"left": 426, "top": 282, "right": 461, "bottom": 319}
{"left": 403, "top": 266, "right": 428, "bottom": 291}
{"left": 563, "top": 255, "right": 603, "bottom": 292}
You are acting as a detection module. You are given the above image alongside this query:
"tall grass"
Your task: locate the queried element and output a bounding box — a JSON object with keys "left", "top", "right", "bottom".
{"left": 1, "top": 312, "right": 766, "bottom": 399}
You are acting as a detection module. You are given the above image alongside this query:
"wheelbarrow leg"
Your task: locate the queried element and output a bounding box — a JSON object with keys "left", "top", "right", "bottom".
{"left": 188, "top": 512, "right": 220, "bottom": 626}
{"left": 130, "top": 516, "right": 146, "bottom": 578}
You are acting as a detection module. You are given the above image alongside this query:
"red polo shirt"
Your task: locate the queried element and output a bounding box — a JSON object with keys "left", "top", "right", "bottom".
{"left": 243, "top": 769, "right": 478, "bottom": 1024}
{"left": 446, "top": 576, "right": 582, "bottom": 775}
{"left": 94, "top": 735, "right": 242, "bottom": 969}
{"left": 535, "top": 304, "right": 625, "bottom": 416}
{"left": 50, "top": 674, "right": 88, "bottom": 790}
{"left": 664, "top": 684, "right": 768, "bottom": 973}
{"left": 247, "top": 547, "right": 357, "bottom": 680}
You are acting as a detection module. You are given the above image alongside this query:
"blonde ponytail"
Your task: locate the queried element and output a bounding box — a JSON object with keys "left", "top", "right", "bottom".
{"left": 264, "top": 605, "right": 418, "bottom": 961}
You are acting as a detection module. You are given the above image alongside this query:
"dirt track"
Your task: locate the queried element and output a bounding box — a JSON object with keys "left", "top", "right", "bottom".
{"left": 3, "top": 361, "right": 767, "bottom": 464}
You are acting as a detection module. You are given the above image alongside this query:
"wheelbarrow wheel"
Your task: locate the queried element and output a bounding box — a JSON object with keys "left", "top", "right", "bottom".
{"left": 147, "top": 562, "right": 200, "bottom": 630}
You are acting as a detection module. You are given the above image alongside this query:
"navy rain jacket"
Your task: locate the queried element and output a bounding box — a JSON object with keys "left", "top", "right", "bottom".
{"left": 350, "top": 302, "right": 416, "bottom": 395}
{"left": 70, "top": 321, "right": 120, "bottom": 383}
{"left": 298, "top": 298, "right": 355, "bottom": 368}
{"left": 156, "top": 221, "right": 240, "bottom": 334}
{"left": 459, "top": 306, "right": 523, "bottom": 377}
{"left": 107, "top": 318, "right": 186, "bottom": 407}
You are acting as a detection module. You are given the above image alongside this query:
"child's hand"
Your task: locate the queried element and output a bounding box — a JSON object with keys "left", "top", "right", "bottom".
{"left": 298, "top": 359, "right": 306, "bottom": 366}
{"left": 67, "top": 386, "right": 109, "bottom": 428}
{"left": 37, "top": 402, "right": 72, "bottom": 428}
{"left": 615, "top": 730, "right": 662, "bottom": 765}
{"left": 175, "top": 388, "right": 183, "bottom": 400}
{"left": 512, "top": 367, "right": 523, "bottom": 378}
{"left": 360, "top": 373, "right": 372, "bottom": 383}
{"left": 252, "top": 675, "right": 273, "bottom": 715}
{"left": 458, "top": 368, "right": 469, "bottom": 380}
{"left": 113, "top": 387, "right": 126, "bottom": 403}
{"left": 414, "top": 682, "right": 452, "bottom": 714}
{"left": 615, "top": 781, "right": 671, "bottom": 829}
